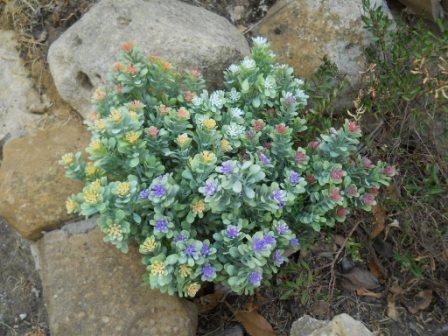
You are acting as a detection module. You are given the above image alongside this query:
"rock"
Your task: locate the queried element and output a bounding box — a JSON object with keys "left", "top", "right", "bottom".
{"left": 34, "top": 219, "right": 197, "bottom": 336}
{"left": 0, "top": 119, "right": 89, "bottom": 240}
{"left": 397, "top": 0, "right": 445, "bottom": 21}
{"left": 290, "top": 314, "right": 373, "bottom": 336}
{"left": 256, "top": 0, "right": 393, "bottom": 108}
{"left": 48, "top": 0, "right": 249, "bottom": 118}
{"left": 0, "top": 30, "right": 49, "bottom": 144}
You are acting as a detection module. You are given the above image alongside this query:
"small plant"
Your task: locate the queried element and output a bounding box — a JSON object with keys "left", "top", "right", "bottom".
{"left": 61, "top": 38, "right": 395, "bottom": 297}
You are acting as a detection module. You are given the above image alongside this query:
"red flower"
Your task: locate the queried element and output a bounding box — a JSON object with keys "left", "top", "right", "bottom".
{"left": 306, "top": 175, "right": 315, "bottom": 184}
{"left": 370, "top": 187, "right": 379, "bottom": 195}
{"left": 348, "top": 121, "right": 361, "bottom": 133}
{"left": 275, "top": 124, "right": 287, "bottom": 135}
{"left": 126, "top": 65, "right": 137, "bottom": 75}
{"left": 121, "top": 42, "right": 133, "bottom": 53}
{"left": 363, "top": 158, "right": 374, "bottom": 169}
{"left": 253, "top": 119, "right": 265, "bottom": 132}
{"left": 330, "top": 188, "right": 342, "bottom": 202}
{"left": 336, "top": 207, "right": 347, "bottom": 217}
{"left": 147, "top": 126, "right": 159, "bottom": 138}
{"left": 191, "top": 70, "right": 201, "bottom": 78}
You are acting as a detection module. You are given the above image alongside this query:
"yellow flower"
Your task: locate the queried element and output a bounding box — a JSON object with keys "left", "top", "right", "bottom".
{"left": 85, "top": 162, "right": 98, "bottom": 177}
{"left": 202, "top": 118, "right": 216, "bottom": 131}
{"left": 110, "top": 109, "right": 122, "bottom": 124}
{"left": 201, "top": 151, "right": 215, "bottom": 164}
{"left": 150, "top": 261, "right": 167, "bottom": 276}
{"left": 128, "top": 100, "right": 144, "bottom": 110}
{"left": 93, "top": 87, "right": 106, "bottom": 101}
{"left": 108, "top": 223, "right": 122, "bottom": 240}
{"left": 179, "top": 265, "right": 191, "bottom": 278}
{"left": 220, "top": 139, "right": 232, "bottom": 153}
{"left": 65, "top": 198, "right": 78, "bottom": 213}
{"left": 90, "top": 139, "right": 102, "bottom": 152}
{"left": 84, "top": 188, "right": 101, "bottom": 204}
{"left": 116, "top": 182, "right": 130, "bottom": 196}
{"left": 90, "top": 179, "right": 102, "bottom": 190}
{"left": 61, "top": 153, "right": 75, "bottom": 165}
{"left": 95, "top": 119, "right": 106, "bottom": 132}
{"left": 129, "top": 111, "right": 138, "bottom": 121}
{"left": 186, "top": 283, "right": 201, "bottom": 297}
{"left": 125, "top": 131, "right": 139, "bottom": 144}
{"left": 140, "top": 237, "right": 156, "bottom": 253}
{"left": 176, "top": 133, "right": 191, "bottom": 147}
{"left": 191, "top": 199, "right": 205, "bottom": 214}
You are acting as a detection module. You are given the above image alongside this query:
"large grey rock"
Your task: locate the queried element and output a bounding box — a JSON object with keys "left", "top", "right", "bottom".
{"left": 256, "top": 0, "right": 393, "bottom": 108}
{"left": 34, "top": 219, "right": 198, "bottom": 335}
{"left": 0, "top": 30, "right": 48, "bottom": 144}
{"left": 48, "top": 0, "right": 250, "bottom": 118}
{"left": 290, "top": 314, "right": 373, "bottom": 336}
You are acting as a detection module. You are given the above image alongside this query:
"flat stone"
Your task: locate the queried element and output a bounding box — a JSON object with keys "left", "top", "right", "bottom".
{"left": 34, "top": 219, "right": 197, "bottom": 335}
{"left": 0, "top": 30, "right": 49, "bottom": 144}
{"left": 290, "top": 314, "right": 373, "bottom": 336}
{"left": 48, "top": 0, "right": 249, "bottom": 118}
{"left": 0, "top": 119, "right": 89, "bottom": 240}
{"left": 256, "top": 0, "right": 393, "bottom": 107}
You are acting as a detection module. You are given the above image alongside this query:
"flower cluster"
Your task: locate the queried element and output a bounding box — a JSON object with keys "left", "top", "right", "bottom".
{"left": 61, "top": 38, "right": 395, "bottom": 297}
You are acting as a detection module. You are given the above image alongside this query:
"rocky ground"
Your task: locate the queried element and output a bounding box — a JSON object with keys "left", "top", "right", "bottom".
{"left": 0, "top": 0, "right": 446, "bottom": 335}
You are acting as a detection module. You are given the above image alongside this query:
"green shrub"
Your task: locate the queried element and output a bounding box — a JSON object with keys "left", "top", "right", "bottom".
{"left": 60, "top": 38, "right": 395, "bottom": 297}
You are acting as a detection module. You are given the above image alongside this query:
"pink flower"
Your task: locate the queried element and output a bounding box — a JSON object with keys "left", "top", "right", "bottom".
{"left": 308, "top": 140, "right": 320, "bottom": 150}
{"left": 177, "top": 107, "right": 190, "bottom": 120}
{"left": 330, "top": 188, "right": 342, "bottom": 202}
{"left": 362, "top": 193, "right": 377, "bottom": 206}
{"left": 191, "top": 70, "right": 201, "bottom": 78}
{"left": 363, "top": 158, "right": 374, "bottom": 169}
{"left": 253, "top": 119, "right": 265, "bottom": 132}
{"left": 336, "top": 207, "right": 347, "bottom": 217}
{"left": 348, "top": 121, "right": 361, "bottom": 133}
{"left": 184, "top": 91, "right": 194, "bottom": 103}
{"left": 346, "top": 185, "right": 358, "bottom": 197}
{"left": 295, "top": 150, "right": 307, "bottom": 164}
{"left": 147, "top": 126, "right": 159, "bottom": 138}
{"left": 383, "top": 166, "right": 396, "bottom": 177}
{"left": 275, "top": 124, "right": 287, "bottom": 135}
{"left": 330, "top": 169, "right": 345, "bottom": 182}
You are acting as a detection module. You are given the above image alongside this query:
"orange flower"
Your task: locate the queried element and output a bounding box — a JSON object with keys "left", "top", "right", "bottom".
{"left": 184, "top": 91, "right": 194, "bottom": 103}
{"left": 150, "top": 55, "right": 160, "bottom": 62}
{"left": 126, "top": 65, "right": 137, "bottom": 75}
{"left": 162, "top": 61, "right": 171, "bottom": 71}
{"left": 121, "top": 42, "right": 133, "bottom": 52}
{"left": 113, "top": 62, "right": 122, "bottom": 72}
{"left": 191, "top": 70, "right": 201, "bottom": 78}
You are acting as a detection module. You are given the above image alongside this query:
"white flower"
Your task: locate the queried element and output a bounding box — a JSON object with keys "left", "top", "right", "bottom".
{"left": 264, "top": 76, "right": 276, "bottom": 90}
{"left": 252, "top": 36, "right": 268, "bottom": 46}
{"left": 230, "top": 107, "right": 244, "bottom": 118}
{"left": 192, "top": 96, "right": 203, "bottom": 106}
{"left": 228, "top": 64, "right": 239, "bottom": 74}
{"left": 241, "top": 57, "right": 256, "bottom": 69}
{"left": 295, "top": 89, "right": 309, "bottom": 104}
{"left": 228, "top": 88, "right": 240, "bottom": 102}
{"left": 226, "top": 123, "right": 245, "bottom": 138}
{"left": 210, "top": 90, "right": 226, "bottom": 109}
{"left": 294, "top": 78, "right": 305, "bottom": 86}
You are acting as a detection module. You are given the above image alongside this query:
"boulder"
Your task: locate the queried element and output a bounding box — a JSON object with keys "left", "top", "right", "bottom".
{"left": 256, "top": 0, "right": 393, "bottom": 107}
{"left": 48, "top": 0, "right": 250, "bottom": 118}
{"left": 0, "top": 30, "right": 49, "bottom": 145}
{"left": 290, "top": 314, "right": 373, "bottom": 336}
{"left": 33, "top": 219, "right": 197, "bottom": 336}
{"left": 0, "top": 119, "right": 89, "bottom": 240}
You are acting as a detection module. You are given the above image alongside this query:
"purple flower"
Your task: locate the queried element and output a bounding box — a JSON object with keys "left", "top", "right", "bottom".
{"left": 201, "top": 243, "right": 212, "bottom": 257}
{"left": 253, "top": 237, "right": 266, "bottom": 253}
{"left": 139, "top": 189, "right": 150, "bottom": 199}
{"left": 184, "top": 244, "right": 196, "bottom": 257}
{"left": 218, "top": 161, "right": 234, "bottom": 175}
{"left": 174, "top": 232, "right": 187, "bottom": 242}
{"left": 289, "top": 171, "right": 301, "bottom": 185}
{"left": 154, "top": 218, "right": 168, "bottom": 233}
{"left": 226, "top": 226, "right": 240, "bottom": 239}
{"left": 248, "top": 270, "right": 262, "bottom": 286}
{"left": 151, "top": 183, "right": 166, "bottom": 198}
{"left": 273, "top": 250, "right": 286, "bottom": 266}
{"left": 272, "top": 189, "right": 287, "bottom": 208}
{"left": 258, "top": 152, "right": 271, "bottom": 164}
{"left": 201, "top": 264, "right": 216, "bottom": 279}
{"left": 275, "top": 222, "right": 289, "bottom": 235}
{"left": 284, "top": 92, "right": 296, "bottom": 106}
{"left": 201, "top": 180, "right": 217, "bottom": 197}
{"left": 290, "top": 237, "right": 299, "bottom": 247}
{"left": 264, "top": 234, "right": 276, "bottom": 246}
